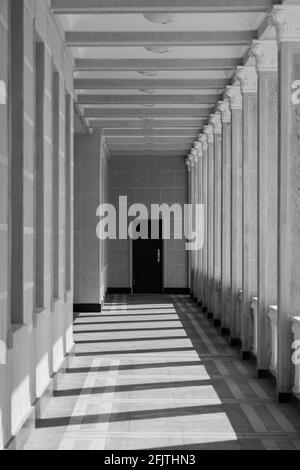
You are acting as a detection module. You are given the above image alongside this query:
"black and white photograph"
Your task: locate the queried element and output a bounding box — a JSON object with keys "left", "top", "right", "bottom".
{"left": 1, "top": 0, "right": 300, "bottom": 454}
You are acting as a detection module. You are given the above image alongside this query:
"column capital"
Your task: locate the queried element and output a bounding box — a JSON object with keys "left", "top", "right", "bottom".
{"left": 226, "top": 85, "right": 243, "bottom": 110}
{"left": 185, "top": 158, "right": 192, "bottom": 172}
{"left": 194, "top": 141, "right": 203, "bottom": 158}
{"left": 204, "top": 124, "right": 214, "bottom": 144}
{"left": 191, "top": 148, "right": 199, "bottom": 164}
{"left": 235, "top": 66, "right": 258, "bottom": 93}
{"left": 292, "top": 317, "right": 300, "bottom": 339}
{"left": 250, "top": 40, "right": 278, "bottom": 72}
{"left": 199, "top": 133, "right": 208, "bottom": 151}
{"left": 209, "top": 112, "right": 222, "bottom": 135}
{"left": 217, "top": 99, "right": 231, "bottom": 124}
{"left": 270, "top": 5, "right": 300, "bottom": 43}
{"left": 187, "top": 154, "right": 194, "bottom": 168}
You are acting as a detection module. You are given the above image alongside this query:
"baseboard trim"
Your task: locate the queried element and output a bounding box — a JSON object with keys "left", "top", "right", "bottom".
{"left": 163, "top": 288, "right": 191, "bottom": 295}
{"left": 107, "top": 288, "right": 132, "bottom": 294}
{"left": 257, "top": 369, "right": 275, "bottom": 380}
{"left": 231, "top": 338, "right": 242, "bottom": 348}
{"left": 278, "top": 393, "right": 292, "bottom": 404}
{"left": 221, "top": 327, "right": 231, "bottom": 337}
{"left": 6, "top": 346, "right": 75, "bottom": 450}
{"left": 73, "top": 303, "right": 101, "bottom": 313}
{"left": 241, "top": 350, "right": 256, "bottom": 361}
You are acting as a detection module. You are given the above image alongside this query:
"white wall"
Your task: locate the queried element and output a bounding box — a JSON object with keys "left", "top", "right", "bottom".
{"left": 108, "top": 155, "right": 189, "bottom": 289}
{"left": 0, "top": 0, "right": 74, "bottom": 449}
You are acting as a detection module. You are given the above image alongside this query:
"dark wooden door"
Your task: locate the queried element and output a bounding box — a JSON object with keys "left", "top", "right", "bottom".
{"left": 132, "top": 220, "right": 163, "bottom": 294}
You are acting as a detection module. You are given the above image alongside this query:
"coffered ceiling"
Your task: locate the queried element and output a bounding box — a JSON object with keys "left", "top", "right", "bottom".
{"left": 51, "top": 0, "right": 279, "bottom": 158}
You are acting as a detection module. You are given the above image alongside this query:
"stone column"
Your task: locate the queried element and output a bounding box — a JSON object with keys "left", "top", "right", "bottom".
{"left": 226, "top": 85, "right": 243, "bottom": 345}
{"left": 235, "top": 66, "right": 258, "bottom": 358}
{"left": 251, "top": 40, "right": 279, "bottom": 377}
{"left": 191, "top": 149, "right": 199, "bottom": 300}
{"left": 271, "top": 5, "right": 300, "bottom": 399}
{"left": 194, "top": 141, "right": 203, "bottom": 304}
{"left": 186, "top": 157, "right": 192, "bottom": 291}
{"left": 204, "top": 124, "right": 215, "bottom": 318}
{"left": 210, "top": 113, "right": 222, "bottom": 325}
{"left": 199, "top": 134, "right": 208, "bottom": 311}
{"left": 218, "top": 99, "right": 232, "bottom": 334}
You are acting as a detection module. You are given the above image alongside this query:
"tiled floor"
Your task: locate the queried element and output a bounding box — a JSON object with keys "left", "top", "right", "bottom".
{"left": 24, "top": 295, "right": 300, "bottom": 450}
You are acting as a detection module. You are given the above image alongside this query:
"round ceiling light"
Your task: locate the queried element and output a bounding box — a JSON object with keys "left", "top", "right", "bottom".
{"left": 139, "top": 88, "right": 157, "bottom": 94}
{"left": 138, "top": 70, "right": 160, "bottom": 77}
{"left": 145, "top": 46, "right": 173, "bottom": 54}
{"left": 143, "top": 13, "right": 179, "bottom": 25}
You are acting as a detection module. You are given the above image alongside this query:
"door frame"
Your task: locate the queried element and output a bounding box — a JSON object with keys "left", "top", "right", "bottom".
{"left": 128, "top": 217, "right": 165, "bottom": 294}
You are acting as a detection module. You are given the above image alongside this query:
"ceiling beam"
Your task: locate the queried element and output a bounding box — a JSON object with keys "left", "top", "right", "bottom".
{"left": 102, "top": 128, "right": 199, "bottom": 137}
{"left": 108, "top": 145, "right": 192, "bottom": 151}
{"left": 106, "top": 136, "right": 194, "bottom": 143}
{"left": 77, "top": 94, "right": 220, "bottom": 105}
{"left": 108, "top": 151, "right": 188, "bottom": 158}
{"left": 74, "top": 58, "right": 241, "bottom": 72}
{"left": 51, "top": 0, "right": 275, "bottom": 14}
{"left": 65, "top": 30, "right": 256, "bottom": 47}
{"left": 84, "top": 107, "right": 213, "bottom": 118}
{"left": 74, "top": 78, "right": 228, "bottom": 90}
{"left": 88, "top": 119, "right": 206, "bottom": 128}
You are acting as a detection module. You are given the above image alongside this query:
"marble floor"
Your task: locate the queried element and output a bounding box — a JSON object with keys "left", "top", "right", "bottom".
{"left": 23, "top": 295, "right": 300, "bottom": 450}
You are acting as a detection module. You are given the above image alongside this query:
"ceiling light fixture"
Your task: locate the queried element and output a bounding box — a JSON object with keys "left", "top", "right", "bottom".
{"left": 138, "top": 70, "right": 160, "bottom": 77}
{"left": 139, "top": 88, "right": 157, "bottom": 94}
{"left": 143, "top": 13, "right": 179, "bottom": 25}
{"left": 145, "top": 46, "right": 173, "bottom": 54}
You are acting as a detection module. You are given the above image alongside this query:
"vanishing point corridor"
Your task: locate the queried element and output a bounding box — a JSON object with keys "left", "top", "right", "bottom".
{"left": 23, "top": 296, "right": 300, "bottom": 451}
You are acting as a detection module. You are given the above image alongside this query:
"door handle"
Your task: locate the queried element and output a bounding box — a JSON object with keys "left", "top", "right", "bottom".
{"left": 157, "top": 249, "right": 161, "bottom": 264}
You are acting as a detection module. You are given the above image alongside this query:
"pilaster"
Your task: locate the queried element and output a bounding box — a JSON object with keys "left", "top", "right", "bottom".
{"left": 218, "top": 99, "right": 232, "bottom": 331}
{"left": 235, "top": 66, "right": 258, "bottom": 355}
{"left": 270, "top": 4, "right": 300, "bottom": 398}
{"left": 226, "top": 85, "right": 243, "bottom": 342}
{"left": 251, "top": 39, "right": 279, "bottom": 375}
{"left": 210, "top": 113, "right": 222, "bottom": 321}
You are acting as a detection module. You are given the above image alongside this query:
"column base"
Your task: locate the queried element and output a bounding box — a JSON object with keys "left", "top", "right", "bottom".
{"left": 207, "top": 312, "right": 214, "bottom": 320}
{"left": 221, "top": 327, "right": 231, "bottom": 337}
{"left": 202, "top": 307, "right": 208, "bottom": 313}
{"left": 278, "top": 393, "right": 292, "bottom": 404}
{"left": 198, "top": 302, "right": 203, "bottom": 308}
{"left": 213, "top": 319, "right": 221, "bottom": 328}
{"left": 230, "top": 338, "right": 242, "bottom": 348}
{"left": 241, "top": 351, "right": 252, "bottom": 361}
{"left": 257, "top": 369, "right": 272, "bottom": 379}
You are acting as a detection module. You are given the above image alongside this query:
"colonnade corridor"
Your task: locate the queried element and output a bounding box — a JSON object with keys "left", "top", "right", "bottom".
{"left": 23, "top": 295, "right": 300, "bottom": 451}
